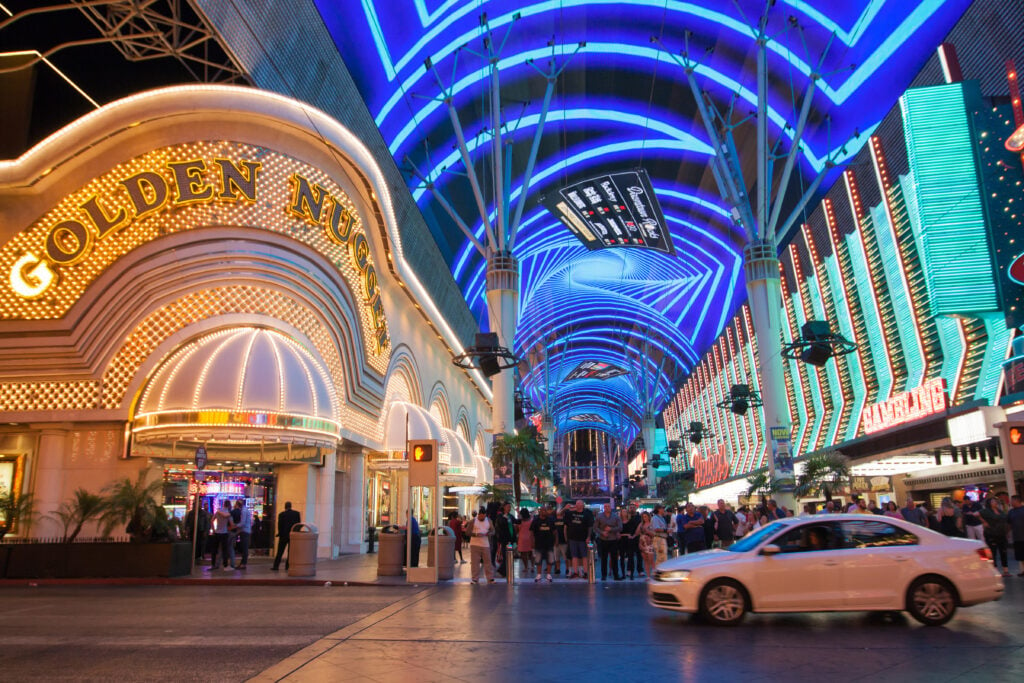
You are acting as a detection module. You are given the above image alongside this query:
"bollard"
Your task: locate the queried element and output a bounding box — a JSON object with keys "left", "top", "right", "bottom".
{"left": 586, "top": 543, "right": 596, "bottom": 584}
{"left": 505, "top": 546, "right": 516, "bottom": 585}
{"left": 367, "top": 526, "right": 376, "bottom": 554}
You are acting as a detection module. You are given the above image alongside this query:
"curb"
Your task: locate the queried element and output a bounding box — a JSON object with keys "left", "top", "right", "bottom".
{"left": 0, "top": 577, "right": 399, "bottom": 587}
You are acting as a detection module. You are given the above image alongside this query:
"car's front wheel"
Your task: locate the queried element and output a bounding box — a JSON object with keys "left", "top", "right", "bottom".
{"left": 699, "top": 579, "right": 747, "bottom": 626}
{"left": 907, "top": 576, "right": 957, "bottom": 626}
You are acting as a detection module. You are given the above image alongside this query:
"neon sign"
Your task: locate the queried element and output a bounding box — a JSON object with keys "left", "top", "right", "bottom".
{"left": 860, "top": 378, "right": 948, "bottom": 435}
{"left": 693, "top": 444, "right": 729, "bottom": 488}
{"left": 3, "top": 143, "right": 389, "bottom": 353}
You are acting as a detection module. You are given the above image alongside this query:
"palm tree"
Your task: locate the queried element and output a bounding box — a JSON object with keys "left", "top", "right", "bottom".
{"left": 478, "top": 483, "right": 510, "bottom": 504}
{"left": 50, "top": 488, "right": 108, "bottom": 543}
{"left": 794, "top": 450, "right": 850, "bottom": 502}
{"left": 490, "top": 425, "right": 547, "bottom": 509}
{"left": 0, "top": 487, "right": 34, "bottom": 541}
{"left": 100, "top": 472, "right": 166, "bottom": 542}
{"left": 662, "top": 480, "right": 695, "bottom": 510}
{"left": 746, "top": 470, "right": 779, "bottom": 506}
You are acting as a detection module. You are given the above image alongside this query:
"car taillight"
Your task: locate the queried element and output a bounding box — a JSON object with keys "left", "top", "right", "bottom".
{"left": 977, "top": 547, "right": 993, "bottom": 562}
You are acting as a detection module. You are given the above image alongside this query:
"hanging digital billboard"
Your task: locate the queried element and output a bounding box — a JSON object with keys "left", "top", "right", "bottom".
{"left": 564, "top": 360, "right": 629, "bottom": 381}
{"left": 547, "top": 169, "right": 674, "bottom": 254}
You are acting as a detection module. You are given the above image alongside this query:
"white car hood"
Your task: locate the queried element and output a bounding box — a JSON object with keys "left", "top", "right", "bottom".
{"left": 655, "top": 549, "right": 745, "bottom": 572}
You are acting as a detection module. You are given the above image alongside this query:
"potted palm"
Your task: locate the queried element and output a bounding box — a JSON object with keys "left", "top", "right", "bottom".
{"left": 0, "top": 487, "right": 34, "bottom": 541}
{"left": 4, "top": 473, "right": 190, "bottom": 578}
{"left": 50, "top": 488, "right": 108, "bottom": 543}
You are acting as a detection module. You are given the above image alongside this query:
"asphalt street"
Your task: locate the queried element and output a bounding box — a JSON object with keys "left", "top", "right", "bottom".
{"left": 1, "top": 577, "right": 1022, "bottom": 682}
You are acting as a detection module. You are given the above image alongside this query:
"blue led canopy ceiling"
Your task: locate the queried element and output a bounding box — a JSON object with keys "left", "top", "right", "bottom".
{"left": 316, "top": 0, "right": 970, "bottom": 443}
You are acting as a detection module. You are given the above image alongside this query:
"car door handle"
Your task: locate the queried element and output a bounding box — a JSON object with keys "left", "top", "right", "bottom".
{"left": 893, "top": 556, "right": 910, "bottom": 562}
{"left": 823, "top": 560, "right": 839, "bottom": 566}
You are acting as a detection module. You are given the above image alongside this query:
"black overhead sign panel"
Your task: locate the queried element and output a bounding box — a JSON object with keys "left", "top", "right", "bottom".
{"left": 564, "top": 360, "right": 628, "bottom": 381}
{"left": 548, "top": 169, "right": 674, "bottom": 255}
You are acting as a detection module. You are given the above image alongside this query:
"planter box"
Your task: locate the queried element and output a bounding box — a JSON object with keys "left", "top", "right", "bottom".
{"left": 3, "top": 541, "right": 192, "bottom": 579}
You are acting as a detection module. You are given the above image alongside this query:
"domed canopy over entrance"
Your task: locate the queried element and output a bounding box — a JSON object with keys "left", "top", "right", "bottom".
{"left": 132, "top": 327, "right": 341, "bottom": 456}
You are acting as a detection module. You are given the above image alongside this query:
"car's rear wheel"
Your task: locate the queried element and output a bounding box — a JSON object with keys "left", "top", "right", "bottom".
{"left": 907, "top": 576, "right": 957, "bottom": 626}
{"left": 699, "top": 579, "right": 747, "bottom": 626}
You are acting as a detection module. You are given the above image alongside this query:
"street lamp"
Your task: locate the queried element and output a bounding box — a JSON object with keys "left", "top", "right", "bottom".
{"left": 452, "top": 332, "right": 518, "bottom": 377}
{"left": 781, "top": 320, "right": 857, "bottom": 366}
{"left": 717, "top": 384, "right": 763, "bottom": 416}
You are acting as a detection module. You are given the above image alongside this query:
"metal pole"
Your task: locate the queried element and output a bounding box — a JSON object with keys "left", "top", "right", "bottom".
{"left": 505, "top": 546, "right": 516, "bottom": 585}
{"left": 756, "top": 34, "right": 768, "bottom": 238}
{"left": 586, "top": 542, "right": 596, "bottom": 584}
{"left": 190, "top": 488, "right": 199, "bottom": 572}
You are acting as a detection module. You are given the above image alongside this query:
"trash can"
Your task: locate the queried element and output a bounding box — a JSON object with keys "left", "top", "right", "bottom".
{"left": 377, "top": 525, "right": 406, "bottom": 576}
{"left": 287, "top": 523, "right": 319, "bottom": 577}
{"left": 427, "top": 526, "right": 456, "bottom": 580}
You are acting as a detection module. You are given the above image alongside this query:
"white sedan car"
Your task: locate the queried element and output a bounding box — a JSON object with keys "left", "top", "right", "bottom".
{"left": 648, "top": 514, "right": 1003, "bottom": 626}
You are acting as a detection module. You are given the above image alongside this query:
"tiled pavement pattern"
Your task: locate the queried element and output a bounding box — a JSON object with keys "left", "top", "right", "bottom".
{"left": 253, "top": 576, "right": 1024, "bottom": 683}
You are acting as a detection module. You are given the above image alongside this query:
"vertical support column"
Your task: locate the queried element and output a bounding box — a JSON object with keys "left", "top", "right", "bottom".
{"left": 315, "top": 450, "right": 337, "bottom": 558}
{"left": 344, "top": 450, "right": 366, "bottom": 553}
{"left": 486, "top": 251, "right": 520, "bottom": 440}
{"left": 643, "top": 414, "right": 657, "bottom": 491}
{"left": 32, "top": 427, "right": 70, "bottom": 538}
{"left": 744, "top": 241, "right": 795, "bottom": 508}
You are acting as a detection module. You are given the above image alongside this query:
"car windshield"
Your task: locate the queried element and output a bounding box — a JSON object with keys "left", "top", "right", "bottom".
{"left": 727, "top": 521, "right": 786, "bottom": 552}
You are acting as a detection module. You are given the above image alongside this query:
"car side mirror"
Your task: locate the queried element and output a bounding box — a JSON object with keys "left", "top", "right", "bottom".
{"left": 761, "top": 544, "right": 781, "bottom": 556}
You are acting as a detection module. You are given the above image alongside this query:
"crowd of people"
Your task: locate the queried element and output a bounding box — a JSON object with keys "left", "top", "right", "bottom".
{"left": 447, "top": 491, "right": 1024, "bottom": 582}
{"left": 184, "top": 500, "right": 278, "bottom": 571}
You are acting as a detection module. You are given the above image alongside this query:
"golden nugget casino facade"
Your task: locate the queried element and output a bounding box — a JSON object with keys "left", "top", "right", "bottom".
{"left": 0, "top": 86, "right": 493, "bottom": 554}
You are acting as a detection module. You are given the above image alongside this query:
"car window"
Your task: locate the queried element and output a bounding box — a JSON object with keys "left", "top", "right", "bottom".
{"left": 840, "top": 520, "right": 918, "bottom": 548}
{"left": 771, "top": 523, "right": 841, "bottom": 553}
{"left": 727, "top": 521, "right": 786, "bottom": 552}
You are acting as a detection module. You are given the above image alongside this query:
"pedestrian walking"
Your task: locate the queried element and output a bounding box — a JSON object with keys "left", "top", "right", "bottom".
{"left": 1008, "top": 495, "right": 1024, "bottom": 576}
{"left": 448, "top": 512, "right": 465, "bottom": 564}
{"left": 465, "top": 508, "right": 495, "bottom": 584}
{"left": 980, "top": 496, "right": 1010, "bottom": 576}
{"left": 232, "top": 500, "right": 252, "bottom": 569}
{"left": 271, "top": 501, "right": 301, "bottom": 571}
{"left": 208, "top": 500, "right": 234, "bottom": 570}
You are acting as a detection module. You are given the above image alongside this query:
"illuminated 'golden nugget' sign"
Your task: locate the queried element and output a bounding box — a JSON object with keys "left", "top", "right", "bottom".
{"left": 4, "top": 141, "right": 389, "bottom": 354}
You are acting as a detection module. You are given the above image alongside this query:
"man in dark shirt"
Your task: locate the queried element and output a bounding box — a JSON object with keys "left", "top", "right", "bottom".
{"left": 495, "top": 504, "right": 514, "bottom": 576}
{"left": 711, "top": 499, "right": 738, "bottom": 548}
{"left": 553, "top": 507, "right": 567, "bottom": 575}
{"left": 271, "top": 501, "right": 301, "bottom": 571}
{"left": 621, "top": 504, "right": 643, "bottom": 578}
{"left": 564, "top": 500, "right": 592, "bottom": 579}
{"left": 531, "top": 507, "right": 556, "bottom": 582}
{"left": 679, "top": 502, "right": 706, "bottom": 554}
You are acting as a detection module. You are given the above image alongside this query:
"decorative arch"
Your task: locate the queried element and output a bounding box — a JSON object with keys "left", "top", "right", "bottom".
{"left": 427, "top": 381, "right": 452, "bottom": 430}
{"left": 454, "top": 406, "right": 472, "bottom": 443}
{"left": 384, "top": 344, "right": 423, "bottom": 407}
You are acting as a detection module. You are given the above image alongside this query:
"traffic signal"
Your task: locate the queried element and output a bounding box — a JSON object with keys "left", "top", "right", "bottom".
{"left": 412, "top": 443, "right": 433, "bottom": 462}
{"left": 1011, "top": 427, "right": 1024, "bottom": 445}
{"left": 408, "top": 439, "right": 438, "bottom": 487}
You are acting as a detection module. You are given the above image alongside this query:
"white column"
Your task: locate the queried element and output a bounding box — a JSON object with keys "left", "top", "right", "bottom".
{"left": 344, "top": 450, "right": 366, "bottom": 553}
{"left": 486, "top": 251, "right": 519, "bottom": 439}
{"left": 643, "top": 415, "right": 657, "bottom": 491}
{"left": 315, "top": 451, "right": 336, "bottom": 558}
{"left": 745, "top": 241, "right": 796, "bottom": 509}
{"left": 32, "top": 427, "right": 70, "bottom": 538}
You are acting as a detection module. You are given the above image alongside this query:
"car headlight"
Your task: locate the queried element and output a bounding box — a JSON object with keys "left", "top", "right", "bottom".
{"left": 653, "top": 569, "right": 691, "bottom": 582}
